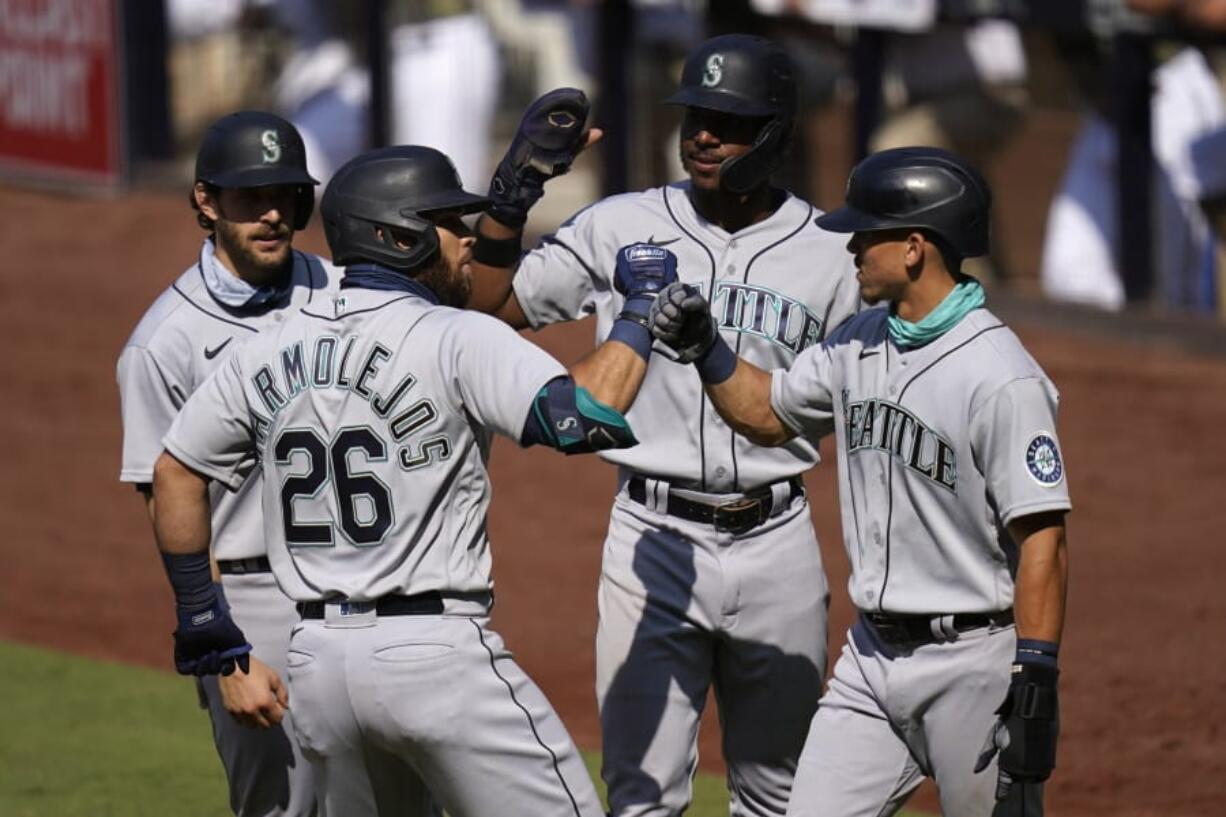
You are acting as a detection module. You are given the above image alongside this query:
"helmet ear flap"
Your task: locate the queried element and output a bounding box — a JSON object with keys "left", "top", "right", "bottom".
{"left": 719, "top": 116, "right": 789, "bottom": 195}
{"left": 293, "top": 185, "right": 314, "bottom": 231}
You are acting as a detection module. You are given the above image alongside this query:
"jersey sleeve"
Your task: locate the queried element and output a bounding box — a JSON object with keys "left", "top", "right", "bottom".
{"left": 162, "top": 354, "right": 259, "bottom": 491}
{"left": 970, "top": 376, "right": 1072, "bottom": 525}
{"left": 823, "top": 254, "right": 866, "bottom": 338}
{"left": 117, "top": 345, "right": 187, "bottom": 483}
{"left": 511, "top": 205, "right": 610, "bottom": 329}
{"left": 770, "top": 343, "right": 838, "bottom": 441}
{"left": 443, "top": 314, "right": 567, "bottom": 441}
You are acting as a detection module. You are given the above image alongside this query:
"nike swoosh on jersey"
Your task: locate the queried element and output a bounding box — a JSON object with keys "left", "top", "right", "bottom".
{"left": 646, "top": 235, "right": 681, "bottom": 247}
{"left": 859, "top": 348, "right": 880, "bottom": 360}
{"left": 204, "top": 337, "right": 234, "bottom": 360}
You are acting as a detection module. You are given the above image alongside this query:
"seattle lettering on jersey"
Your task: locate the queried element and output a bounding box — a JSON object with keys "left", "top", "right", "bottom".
{"left": 705, "top": 281, "right": 824, "bottom": 354}
{"left": 248, "top": 335, "right": 448, "bottom": 469}
{"left": 843, "top": 396, "right": 957, "bottom": 492}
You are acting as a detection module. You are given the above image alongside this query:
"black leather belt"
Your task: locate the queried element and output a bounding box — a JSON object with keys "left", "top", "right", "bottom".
{"left": 297, "top": 591, "right": 445, "bottom": 619}
{"left": 627, "top": 475, "right": 804, "bottom": 535}
{"left": 863, "top": 610, "right": 1014, "bottom": 646}
{"left": 217, "top": 556, "right": 272, "bottom": 575}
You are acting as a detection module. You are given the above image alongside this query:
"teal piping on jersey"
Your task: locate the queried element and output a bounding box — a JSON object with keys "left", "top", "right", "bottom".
{"left": 887, "top": 277, "right": 985, "bottom": 349}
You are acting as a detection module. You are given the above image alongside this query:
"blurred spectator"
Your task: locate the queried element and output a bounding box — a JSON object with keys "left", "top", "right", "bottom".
{"left": 1041, "top": 47, "right": 1225, "bottom": 311}
{"left": 389, "top": 1, "right": 502, "bottom": 189}
{"left": 870, "top": 20, "right": 1029, "bottom": 280}
{"left": 271, "top": 0, "right": 368, "bottom": 184}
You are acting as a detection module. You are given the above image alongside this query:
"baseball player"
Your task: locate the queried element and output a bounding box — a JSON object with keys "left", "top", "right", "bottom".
{"left": 117, "top": 111, "right": 335, "bottom": 817}
{"left": 147, "top": 144, "right": 676, "bottom": 817}
{"left": 650, "top": 147, "right": 1070, "bottom": 817}
{"left": 468, "top": 35, "right": 862, "bottom": 817}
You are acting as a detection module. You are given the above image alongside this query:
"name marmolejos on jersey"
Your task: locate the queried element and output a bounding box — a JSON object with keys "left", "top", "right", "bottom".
{"left": 704, "top": 281, "right": 824, "bottom": 354}
{"left": 843, "top": 395, "right": 957, "bottom": 492}
{"left": 247, "top": 336, "right": 449, "bottom": 469}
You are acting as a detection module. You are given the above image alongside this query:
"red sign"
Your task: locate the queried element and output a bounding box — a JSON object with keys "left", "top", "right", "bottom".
{"left": 0, "top": 0, "right": 122, "bottom": 186}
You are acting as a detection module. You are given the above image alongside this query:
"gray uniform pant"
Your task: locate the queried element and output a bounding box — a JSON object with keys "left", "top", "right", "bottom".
{"left": 787, "top": 615, "right": 1019, "bottom": 817}
{"left": 284, "top": 609, "right": 603, "bottom": 817}
{"left": 596, "top": 490, "right": 829, "bottom": 817}
{"left": 199, "top": 572, "right": 317, "bottom": 817}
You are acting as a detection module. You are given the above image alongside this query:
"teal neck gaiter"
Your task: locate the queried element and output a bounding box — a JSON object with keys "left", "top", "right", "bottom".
{"left": 887, "top": 277, "right": 985, "bottom": 349}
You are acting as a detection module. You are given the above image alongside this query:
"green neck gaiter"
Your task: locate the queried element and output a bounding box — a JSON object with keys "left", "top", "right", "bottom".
{"left": 887, "top": 278, "right": 985, "bottom": 349}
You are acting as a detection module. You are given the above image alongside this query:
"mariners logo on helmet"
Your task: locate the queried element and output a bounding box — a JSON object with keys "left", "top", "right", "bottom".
{"left": 261, "top": 130, "right": 282, "bottom": 164}
{"left": 701, "top": 53, "right": 724, "bottom": 88}
{"left": 1026, "top": 433, "right": 1064, "bottom": 486}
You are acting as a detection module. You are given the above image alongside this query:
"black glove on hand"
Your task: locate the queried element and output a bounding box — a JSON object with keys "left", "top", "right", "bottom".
{"left": 976, "top": 658, "right": 1059, "bottom": 817}
{"left": 173, "top": 601, "right": 252, "bottom": 677}
{"left": 650, "top": 282, "right": 718, "bottom": 364}
{"left": 487, "top": 88, "right": 590, "bottom": 229}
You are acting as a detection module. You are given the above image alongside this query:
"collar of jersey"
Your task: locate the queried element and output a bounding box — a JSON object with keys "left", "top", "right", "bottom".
{"left": 199, "top": 237, "right": 292, "bottom": 309}
{"left": 887, "top": 277, "right": 985, "bottom": 350}
{"left": 341, "top": 263, "right": 439, "bottom": 304}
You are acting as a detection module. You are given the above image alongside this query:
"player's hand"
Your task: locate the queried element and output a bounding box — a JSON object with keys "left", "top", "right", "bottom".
{"left": 487, "top": 87, "right": 592, "bottom": 229}
{"left": 172, "top": 599, "right": 253, "bottom": 677}
{"left": 650, "top": 282, "right": 718, "bottom": 364}
{"left": 219, "top": 655, "right": 290, "bottom": 729}
{"left": 975, "top": 663, "right": 1059, "bottom": 806}
{"left": 613, "top": 243, "right": 678, "bottom": 299}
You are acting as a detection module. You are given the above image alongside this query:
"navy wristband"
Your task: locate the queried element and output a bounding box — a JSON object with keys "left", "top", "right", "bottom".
{"left": 472, "top": 231, "right": 523, "bottom": 267}
{"left": 161, "top": 552, "right": 219, "bottom": 613}
{"left": 609, "top": 315, "right": 653, "bottom": 362}
{"left": 1015, "top": 638, "right": 1060, "bottom": 668}
{"left": 695, "top": 335, "right": 737, "bottom": 384}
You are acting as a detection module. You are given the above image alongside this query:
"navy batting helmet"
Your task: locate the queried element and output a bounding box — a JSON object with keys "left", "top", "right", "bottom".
{"left": 665, "top": 34, "right": 796, "bottom": 194}
{"left": 816, "top": 147, "right": 992, "bottom": 260}
{"left": 321, "top": 145, "right": 491, "bottom": 273}
{"left": 195, "top": 110, "right": 318, "bottom": 230}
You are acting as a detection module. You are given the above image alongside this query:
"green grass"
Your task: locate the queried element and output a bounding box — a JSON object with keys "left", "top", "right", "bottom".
{"left": 1, "top": 640, "right": 929, "bottom": 816}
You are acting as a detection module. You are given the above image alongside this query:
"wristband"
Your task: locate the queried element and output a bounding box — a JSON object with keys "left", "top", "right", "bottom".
{"left": 609, "top": 294, "right": 654, "bottom": 361}
{"left": 1015, "top": 638, "right": 1060, "bottom": 668}
{"left": 695, "top": 335, "right": 737, "bottom": 384}
{"left": 161, "top": 551, "right": 218, "bottom": 612}
{"left": 472, "top": 232, "right": 523, "bottom": 267}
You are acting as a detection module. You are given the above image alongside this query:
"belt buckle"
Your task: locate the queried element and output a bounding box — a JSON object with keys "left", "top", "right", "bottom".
{"left": 339, "top": 601, "right": 374, "bottom": 617}
{"left": 712, "top": 497, "right": 764, "bottom": 535}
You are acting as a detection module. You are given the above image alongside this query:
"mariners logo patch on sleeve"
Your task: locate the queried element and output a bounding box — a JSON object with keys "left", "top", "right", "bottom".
{"left": 1025, "top": 433, "right": 1064, "bottom": 486}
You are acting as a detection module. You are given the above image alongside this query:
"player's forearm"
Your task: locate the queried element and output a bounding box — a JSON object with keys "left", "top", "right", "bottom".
{"left": 570, "top": 340, "right": 648, "bottom": 414}
{"left": 706, "top": 359, "right": 795, "bottom": 447}
{"left": 466, "top": 215, "right": 524, "bottom": 324}
{"left": 152, "top": 451, "right": 214, "bottom": 556}
{"left": 1009, "top": 511, "right": 1069, "bottom": 644}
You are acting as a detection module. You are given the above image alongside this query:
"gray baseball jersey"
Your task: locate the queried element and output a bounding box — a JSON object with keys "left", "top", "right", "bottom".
{"left": 771, "top": 306, "right": 1073, "bottom": 613}
{"left": 162, "top": 287, "right": 565, "bottom": 603}
{"left": 514, "top": 181, "right": 861, "bottom": 490}
{"left": 771, "top": 305, "right": 1072, "bottom": 817}
{"left": 117, "top": 238, "right": 339, "bottom": 817}
{"left": 118, "top": 240, "right": 340, "bottom": 561}
{"left": 162, "top": 285, "right": 604, "bottom": 817}
{"left": 514, "top": 182, "right": 859, "bottom": 817}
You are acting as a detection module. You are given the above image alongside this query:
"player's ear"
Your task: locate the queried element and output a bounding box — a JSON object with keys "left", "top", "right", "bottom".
{"left": 194, "top": 182, "right": 222, "bottom": 222}
{"left": 904, "top": 231, "right": 926, "bottom": 272}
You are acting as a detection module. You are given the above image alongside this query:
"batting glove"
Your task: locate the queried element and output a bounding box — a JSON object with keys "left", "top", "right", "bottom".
{"left": 487, "top": 88, "right": 590, "bottom": 229}
{"left": 650, "top": 283, "right": 738, "bottom": 382}
{"left": 173, "top": 602, "right": 253, "bottom": 677}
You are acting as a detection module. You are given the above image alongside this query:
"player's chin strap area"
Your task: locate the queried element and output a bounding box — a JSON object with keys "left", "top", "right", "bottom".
{"left": 520, "top": 376, "right": 638, "bottom": 454}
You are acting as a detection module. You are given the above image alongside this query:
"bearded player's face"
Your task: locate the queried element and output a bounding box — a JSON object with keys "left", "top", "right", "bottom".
{"left": 200, "top": 184, "right": 298, "bottom": 284}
